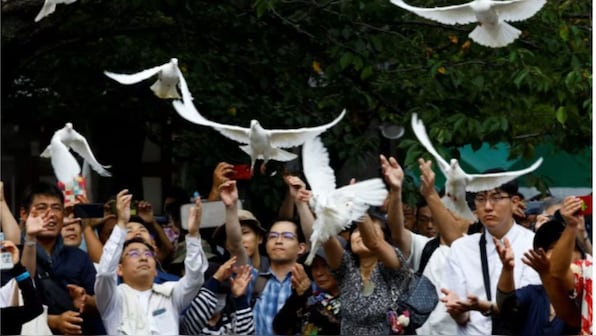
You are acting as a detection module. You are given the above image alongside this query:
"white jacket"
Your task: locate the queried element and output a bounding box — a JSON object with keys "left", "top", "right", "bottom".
{"left": 95, "top": 226, "right": 208, "bottom": 335}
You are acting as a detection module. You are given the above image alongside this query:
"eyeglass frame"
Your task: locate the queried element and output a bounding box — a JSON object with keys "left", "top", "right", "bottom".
{"left": 473, "top": 192, "right": 511, "bottom": 205}
{"left": 267, "top": 231, "right": 297, "bottom": 241}
{"left": 123, "top": 248, "right": 156, "bottom": 259}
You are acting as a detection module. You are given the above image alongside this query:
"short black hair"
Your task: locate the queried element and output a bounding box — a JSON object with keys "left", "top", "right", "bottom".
{"left": 22, "top": 182, "right": 64, "bottom": 212}
{"left": 269, "top": 218, "right": 306, "bottom": 243}
{"left": 121, "top": 237, "right": 155, "bottom": 261}
{"left": 533, "top": 219, "right": 565, "bottom": 251}
{"left": 128, "top": 215, "right": 148, "bottom": 227}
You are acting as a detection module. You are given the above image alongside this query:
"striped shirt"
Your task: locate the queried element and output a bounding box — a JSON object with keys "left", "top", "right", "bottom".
{"left": 181, "top": 278, "right": 254, "bottom": 335}
{"left": 253, "top": 271, "right": 293, "bottom": 335}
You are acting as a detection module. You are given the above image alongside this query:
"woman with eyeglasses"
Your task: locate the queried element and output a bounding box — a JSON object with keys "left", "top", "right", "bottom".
{"left": 95, "top": 189, "right": 209, "bottom": 335}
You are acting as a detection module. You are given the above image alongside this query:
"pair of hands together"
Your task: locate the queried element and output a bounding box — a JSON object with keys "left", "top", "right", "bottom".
{"left": 212, "top": 256, "right": 254, "bottom": 298}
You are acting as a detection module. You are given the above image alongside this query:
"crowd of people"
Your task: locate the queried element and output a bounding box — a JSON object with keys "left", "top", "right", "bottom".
{"left": 0, "top": 157, "right": 592, "bottom": 335}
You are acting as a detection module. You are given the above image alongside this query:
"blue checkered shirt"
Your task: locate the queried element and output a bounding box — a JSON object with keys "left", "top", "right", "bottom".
{"left": 253, "top": 270, "right": 293, "bottom": 335}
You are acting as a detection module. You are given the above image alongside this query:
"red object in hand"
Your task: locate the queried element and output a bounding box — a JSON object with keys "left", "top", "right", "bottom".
{"left": 232, "top": 164, "right": 252, "bottom": 180}
{"left": 576, "top": 194, "right": 592, "bottom": 216}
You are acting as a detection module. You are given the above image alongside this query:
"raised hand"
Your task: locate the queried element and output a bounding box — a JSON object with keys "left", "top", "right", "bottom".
{"left": 74, "top": 194, "right": 89, "bottom": 205}
{"left": 418, "top": 158, "right": 436, "bottom": 199}
{"left": 1, "top": 240, "right": 20, "bottom": 265}
{"left": 213, "top": 256, "right": 238, "bottom": 282}
{"left": 291, "top": 263, "right": 311, "bottom": 296}
{"left": 67, "top": 284, "right": 87, "bottom": 313}
{"left": 380, "top": 155, "right": 403, "bottom": 191}
{"left": 522, "top": 248, "right": 550, "bottom": 274}
{"left": 219, "top": 180, "right": 238, "bottom": 207}
{"left": 187, "top": 197, "right": 202, "bottom": 237}
{"left": 213, "top": 162, "right": 234, "bottom": 187}
{"left": 231, "top": 264, "right": 253, "bottom": 298}
{"left": 284, "top": 175, "right": 310, "bottom": 202}
{"left": 115, "top": 189, "right": 133, "bottom": 226}
{"left": 494, "top": 237, "right": 515, "bottom": 270}
{"left": 559, "top": 196, "right": 584, "bottom": 228}
{"left": 26, "top": 210, "right": 51, "bottom": 239}
{"left": 136, "top": 200, "right": 155, "bottom": 224}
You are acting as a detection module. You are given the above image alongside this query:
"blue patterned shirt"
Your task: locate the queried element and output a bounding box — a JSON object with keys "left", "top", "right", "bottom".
{"left": 253, "top": 270, "right": 293, "bottom": 335}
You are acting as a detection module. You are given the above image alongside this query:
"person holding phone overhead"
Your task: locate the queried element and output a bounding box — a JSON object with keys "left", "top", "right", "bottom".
{"left": 95, "top": 189, "right": 208, "bottom": 335}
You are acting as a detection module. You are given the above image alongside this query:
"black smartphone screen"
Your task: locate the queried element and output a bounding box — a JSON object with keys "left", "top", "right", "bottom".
{"left": 73, "top": 203, "right": 105, "bottom": 218}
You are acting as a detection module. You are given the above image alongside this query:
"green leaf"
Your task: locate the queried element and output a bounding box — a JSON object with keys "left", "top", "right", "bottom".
{"left": 404, "top": 147, "right": 423, "bottom": 167}
{"left": 340, "top": 52, "right": 353, "bottom": 69}
{"left": 513, "top": 69, "right": 529, "bottom": 88}
{"left": 555, "top": 106, "right": 568, "bottom": 125}
{"left": 360, "top": 65, "right": 373, "bottom": 80}
{"left": 353, "top": 56, "right": 364, "bottom": 70}
{"left": 559, "top": 24, "right": 570, "bottom": 41}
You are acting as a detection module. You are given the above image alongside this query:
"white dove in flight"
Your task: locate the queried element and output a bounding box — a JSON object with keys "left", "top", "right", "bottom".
{"left": 35, "top": 0, "right": 78, "bottom": 22}
{"left": 389, "top": 0, "right": 546, "bottom": 48}
{"left": 41, "top": 123, "right": 111, "bottom": 183}
{"left": 104, "top": 58, "right": 183, "bottom": 99}
{"left": 411, "top": 113, "right": 543, "bottom": 222}
{"left": 302, "top": 136, "right": 388, "bottom": 265}
{"left": 172, "top": 73, "right": 346, "bottom": 174}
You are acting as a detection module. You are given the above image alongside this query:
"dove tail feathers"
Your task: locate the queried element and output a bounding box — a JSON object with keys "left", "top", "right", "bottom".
{"left": 469, "top": 21, "right": 520, "bottom": 48}
{"left": 305, "top": 239, "right": 321, "bottom": 266}
{"left": 35, "top": 1, "right": 56, "bottom": 22}
{"left": 305, "top": 249, "right": 316, "bottom": 266}
{"left": 269, "top": 148, "right": 298, "bottom": 162}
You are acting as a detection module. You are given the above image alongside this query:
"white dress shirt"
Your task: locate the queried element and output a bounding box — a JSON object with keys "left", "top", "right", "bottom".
{"left": 442, "top": 223, "right": 540, "bottom": 335}
{"left": 416, "top": 245, "right": 459, "bottom": 335}
{"left": 95, "top": 226, "right": 208, "bottom": 335}
{"left": 407, "top": 231, "right": 431, "bottom": 271}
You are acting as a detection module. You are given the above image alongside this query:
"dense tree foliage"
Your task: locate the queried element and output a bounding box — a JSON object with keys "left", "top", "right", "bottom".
{"left": 1, "top": 0, "right": 591, "bottom": 216}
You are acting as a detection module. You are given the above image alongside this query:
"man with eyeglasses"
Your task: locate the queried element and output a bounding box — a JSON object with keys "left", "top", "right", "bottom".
{"left": 253, "top": 219, "right": 307, "bottom": 335}
{"left": 440, "top": 171, "right": 541, "bottom": 335}
{"left": 95, "top": 189, "right": 208, "bottom": 335}
{"left": 20, "top": 181, "right": 103, "bottom": 335}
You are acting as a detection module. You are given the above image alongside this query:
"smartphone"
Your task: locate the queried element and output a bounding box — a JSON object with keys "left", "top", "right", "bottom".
{"left": 232, "top": 164, "right": 252, "bottom": 180}
{"left": 577, "top": 195, "right": 592, "bottom": 216}
{"left": 0, "top": 233, "right": 13, "bottom": 270}
{"left": 73, "top": 203, "right": 105, "bottom": 218}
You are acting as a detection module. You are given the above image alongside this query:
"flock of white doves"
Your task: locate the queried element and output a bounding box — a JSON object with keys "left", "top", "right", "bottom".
{"left": 36, "top": 0, "right": 547, "bottom": 48}
{"left": 37, "top": 0, "right": 544, "bottom": 264}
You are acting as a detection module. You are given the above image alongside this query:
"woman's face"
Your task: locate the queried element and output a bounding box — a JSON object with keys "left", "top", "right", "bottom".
{"left": 311, "top": 256, "right": 338, "bottom": 294}
{"left": 350, "top": 220, "right": 384, "bottom": 256}
{"left": 241, "top": 224, "right": 262, "bottom": 257}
